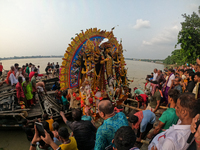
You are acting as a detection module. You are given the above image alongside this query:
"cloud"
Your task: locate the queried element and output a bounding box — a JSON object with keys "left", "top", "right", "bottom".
{"left": 133, "top": 19, "right": 150, "bottom": 29}
{"left": 142, "top": 25, "right": 180, "bottom": 46}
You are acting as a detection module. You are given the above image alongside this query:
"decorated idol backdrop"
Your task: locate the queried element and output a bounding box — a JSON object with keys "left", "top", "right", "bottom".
{"left": 60, "top": 28, "right": 128, "bottom": 110}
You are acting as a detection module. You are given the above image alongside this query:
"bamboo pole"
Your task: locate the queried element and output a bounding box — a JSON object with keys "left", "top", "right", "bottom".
{"left": 122, "top": 104, "right": 162, "bottom": 115}
{"left": 126, "top": 98, "right": 168, "bottom": 110}
{"left": 141, "top": 140, "right": 150, "bottom": 144}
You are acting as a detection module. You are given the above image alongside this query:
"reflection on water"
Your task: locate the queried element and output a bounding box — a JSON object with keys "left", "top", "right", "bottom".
{"left": 0, "top": 58, "right": 164, "bottom": 150}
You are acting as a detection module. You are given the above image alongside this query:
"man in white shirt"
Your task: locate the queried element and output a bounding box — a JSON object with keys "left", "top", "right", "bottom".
{"left": 166, "top": 69, "right": 175, "bottom": 89}
{"left": 149, "top": 93, "right": 199, "bottom": 150}
{"left": 162, "top": 69, "right": 175, "bottom": 104}
{"left": 152, "top": 69, "right": 158, "bottom": 81}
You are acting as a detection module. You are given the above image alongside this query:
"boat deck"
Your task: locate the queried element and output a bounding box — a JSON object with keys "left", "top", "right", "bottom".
{"left": 27, "top": 103, "right": 42, "bottom": 118}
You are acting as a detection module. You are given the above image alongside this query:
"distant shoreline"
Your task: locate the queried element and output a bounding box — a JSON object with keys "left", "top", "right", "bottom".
{"left": 0, "top": 56, "right": 63, "bottom": 61}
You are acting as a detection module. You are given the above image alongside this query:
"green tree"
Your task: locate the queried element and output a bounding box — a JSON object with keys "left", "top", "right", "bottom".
{"left": 176, "top": 8, "right": 200, "bottom": 64}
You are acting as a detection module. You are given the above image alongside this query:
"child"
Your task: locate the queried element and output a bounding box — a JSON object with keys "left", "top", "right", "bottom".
{"left": 43, "top": 113, "right": 54, "bottom": 132}
{"left": 61, "top": 91, "right": 69, "bottom": 111}
{"left": 51, "top": 81, "right": 58, "bottom": 91}
{"left": 55, "top": 87, "right": 62, "bottom": 104}
{"left": 58, "top": 127, "right": 78, "bottom": 150}
{"left": 22, "top": 77, "right": 33, "bottom": 107}
{"left": 81, "top": 106, "right": 92, "bottom": 121}
{"left": 52, "top": 122, "right": 62, "bottom": 146}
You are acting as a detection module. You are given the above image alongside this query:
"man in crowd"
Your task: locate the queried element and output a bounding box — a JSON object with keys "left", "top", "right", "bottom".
{"left": 147, "top": 89, "right": 179, "bottom": 139}
{"left": 94, "top": 100, "right": 129, "bottom": 150}
{"left": 14, "top": 63, "right": 19, "bottom": 74}
{"left": 128, "top": 110, "right": 156, "bottom": 142}
{"left": 191, "top": 114, "right": 200, "bottom": 150}
{"left": 144, "top": 78, "right": 151, "bottom": 95}
{"left": 26, "top": 63, "right": 32, "bottom": 76}
{"left": 30, "top": 125, "right": 78, "bottom": 150}
{"left": 152, "top": 68, "right": 158, "bottom": 81}
{"left": 173, "top": 77, "right": 182, "bottom": 93}
{"left": 36, "top": 81, "right": 47, "bottom": 95}
{"left": 5, "top": 66, "right": 18, "bottom": 85}
{"left": 185, "top": 72, "right": 195, "bottom": 93}
{"left": 162, "top": 69, "right": 175, "bottom": 104}
{"left": 55, "top": 62, "right": 59, "bottom": 75}
{"left": 29, "top": 68, "right": 43, "bottom": 81}
{"left": 146, "top": 86, "right": 161, "bottom": 113}
{"left": 156, "top": 70, "right": 166, "bottom": 89}
{"left": 151, "top": 68, "right": 158, "bottom": 95}
{"left": 113, "top": 126, "right": 139, "bottom": 150}
{"left": 149, "top": 93, "right": 200, "bottom": 150}
{"left": 31, "top": 64, "right": 36, "bottom": 72}
{"left": 45, "top": 63, "right": 51, "bottom": 78}
{"left": 193, "top": 72, "right": 200, "bottom": 99}
{"left": 60, "top": 109, "right": 96, "bottom": 150}
{"left": 0, "top": 62, "right": 3, "bottom": 76}
{"left": 136, "top": 94, "right": 148, "bottom": 110}
{"left": 133, "top": 87, "right": 144, "bottom": 99}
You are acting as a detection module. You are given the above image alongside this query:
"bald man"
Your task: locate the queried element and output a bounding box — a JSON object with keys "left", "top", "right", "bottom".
{"left": 36, "top": 81, "right": 47, "bottom": 94}
{"left": 94, "top": 100, "right": 129, "bottom": 150}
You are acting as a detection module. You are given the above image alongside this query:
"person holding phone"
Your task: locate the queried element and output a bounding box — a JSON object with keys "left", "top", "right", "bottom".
{"left": 30, "top": 125, "right": 78, "bottom": 150}
{"left": 30, "top": 122, "right": 54, "bottom": 150}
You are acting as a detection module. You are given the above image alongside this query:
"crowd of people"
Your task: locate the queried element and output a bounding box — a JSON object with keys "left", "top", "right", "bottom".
{"left": 27, "top": 100, "right": 140, "bottom": 150}
{"left": 2, "top": 59, "right": 200, "bottom": 150}
{"left": 0, "top": 62, "right": 59, "bottom": 108}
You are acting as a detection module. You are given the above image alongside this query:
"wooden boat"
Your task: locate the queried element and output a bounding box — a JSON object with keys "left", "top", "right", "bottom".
{"left": 0, "top": 75, "right": 70, "bottom": 128}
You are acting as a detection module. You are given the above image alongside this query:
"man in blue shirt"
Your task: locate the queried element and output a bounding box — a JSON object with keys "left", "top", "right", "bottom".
{"left": 128, "top": 110, "right": 156, "bottom": 142}
{"left": 94, "top": 100, "right": 129, "bottom": 150}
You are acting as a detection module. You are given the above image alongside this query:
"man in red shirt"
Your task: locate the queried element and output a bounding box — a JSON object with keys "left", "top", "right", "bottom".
{"left": 5, "top": 66, "right": 18, "bottom": 85}
{"left": 0, "top": 62, "right": 3, "bottom": 76}
{"left": 29, "top": 68, "right": 43, "bottom": 81}
{"left": 136, "top": 94, "right": 148, "bottom": 110}
{"left": 16, "top": 76, "right": 27, "bottom": 107}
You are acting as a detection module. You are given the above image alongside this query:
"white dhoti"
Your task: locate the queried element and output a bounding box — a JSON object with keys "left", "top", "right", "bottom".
{"left": 9, "top": 73, "right": 18, "bottom": 85}
{"left": 37, "top": 86, "right": 44, "bottom": 92}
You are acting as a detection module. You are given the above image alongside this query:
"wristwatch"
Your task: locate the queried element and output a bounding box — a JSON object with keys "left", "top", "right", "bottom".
{"left": 31, "top": 143, "right": 36, "bottom": 147}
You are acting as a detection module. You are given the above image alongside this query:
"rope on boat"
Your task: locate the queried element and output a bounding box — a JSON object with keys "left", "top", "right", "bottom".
{"left": 41, "top": 94, "right": 62, "bottom": 116}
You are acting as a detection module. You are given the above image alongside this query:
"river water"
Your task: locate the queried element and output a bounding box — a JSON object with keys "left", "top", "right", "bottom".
{"left": 0, "top": 58, "right": 164, "bottom": 150}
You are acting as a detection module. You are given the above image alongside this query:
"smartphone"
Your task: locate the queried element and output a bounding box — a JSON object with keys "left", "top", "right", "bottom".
{"left": 35, "top": 122, "right": 45, "bottom": 137}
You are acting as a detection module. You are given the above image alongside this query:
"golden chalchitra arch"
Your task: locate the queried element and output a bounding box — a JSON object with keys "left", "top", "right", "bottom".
{"left": 59, "top": 28, "right": 128, "bottom": 113}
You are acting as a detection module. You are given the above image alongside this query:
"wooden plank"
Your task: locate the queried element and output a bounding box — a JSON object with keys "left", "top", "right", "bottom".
{"left": 0, "top": 109, "right": 30, "bottom": 113}
{"left": 47, "top": 91, "right": 56, "bottom": 95}
{"left": 0, "top": 92, "right": 16, "bottom": 98}
{"left": 27, "top": 103, "right": 42, "bottom": 118}
{"left": 0, "top": 113, "right": 24, "bottom": 116}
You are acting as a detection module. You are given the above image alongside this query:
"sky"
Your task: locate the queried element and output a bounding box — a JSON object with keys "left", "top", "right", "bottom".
{"left": 0, "top": 0, "right": 199, "bottom": 59}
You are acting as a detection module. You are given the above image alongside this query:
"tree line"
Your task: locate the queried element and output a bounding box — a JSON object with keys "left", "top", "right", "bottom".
{"left": 164, "top": 6, "right": 200, "bottom": 65}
